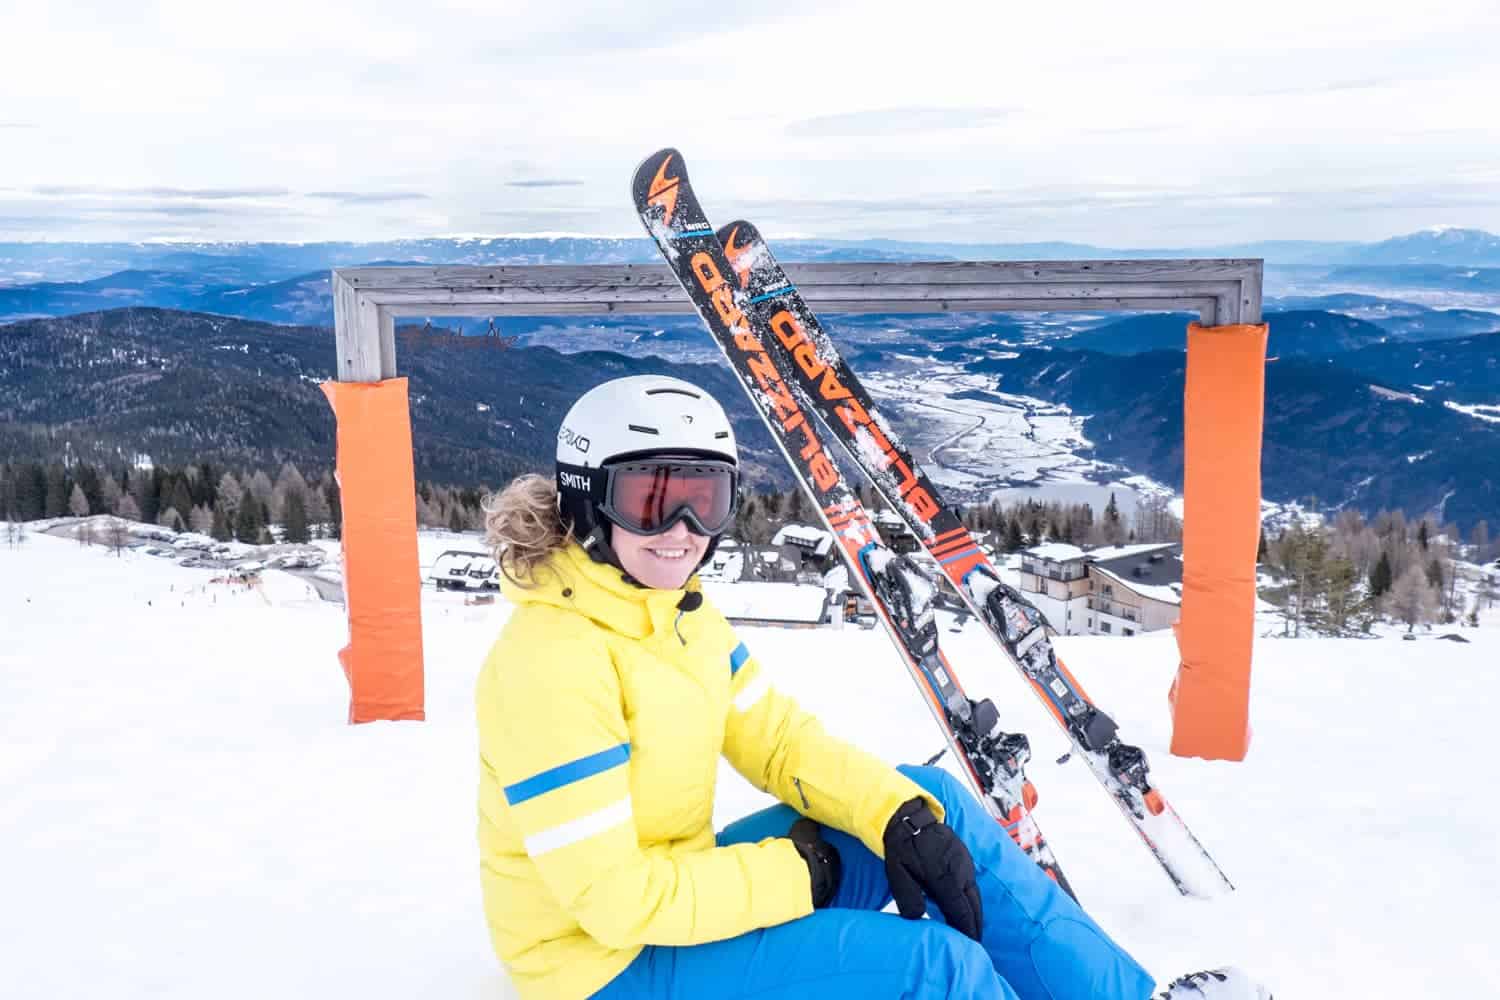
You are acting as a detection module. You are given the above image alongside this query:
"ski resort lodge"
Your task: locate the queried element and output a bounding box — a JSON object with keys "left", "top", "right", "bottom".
{"left": 1019, "top": 542, "right": 1184, "bottom": 637}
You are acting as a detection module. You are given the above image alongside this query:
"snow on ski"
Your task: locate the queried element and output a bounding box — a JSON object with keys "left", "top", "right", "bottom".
{"left": 715, "top": 216, "right": 1234, "bottom": 898}
{"left": 631, "top": 147, "right": 1077, "bottom": 899}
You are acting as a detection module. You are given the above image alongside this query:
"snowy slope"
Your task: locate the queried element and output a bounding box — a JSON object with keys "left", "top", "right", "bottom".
{"left": 3, "top": 531, "right": 1497, "bottom": 998}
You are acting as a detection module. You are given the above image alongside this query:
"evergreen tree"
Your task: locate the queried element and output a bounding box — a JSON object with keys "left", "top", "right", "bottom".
{"left": 733, "top": 490, "right": 755, "bottom": 543}
{"left": 78, "top": 464, "right": 103, "bottom": 514}
{"left": 786, "top": 487, "right": 808, "bottom": 526}
{"left": 14, "top": 462, "right": 45, "bottom": 520}
{"left": 128, "top": 468, "right": 158, "bottom": 524}
{"left": 283, "top": 491, "right": 311, "bottom": 543}
{"left": 447, "top": 503, "right": 465, "bottom": 534}
{"left": 1320, "top": 555, "right": 1359, "bottom": 634}
{"left": 1425, "top": 557, "right": 1445, "bottom": 591}
{"left": 193, "top": 462, "right": 218, "bottom": 508}
{"left": 170, "top": 479, "right": 194, "bottom": 523}
{"left": 1417, "top": 519, "right": 1430, "bottom": 551}
{"left": 1004, "top": 518, "right": 1025, "bottom": 552}
{"left": 210, "top": 502, "right": 232, "bottom": 542}
{"left": 326, "top": 480, "right": 342, "bottom": 540}
{"left": 1369, "top": 551, "right": 1394, "bottom": 599}
{"left": 150, "top": 467, "right": 167, "bottom": 522}
{"left": 235, "top": 495, "right": 265, "bottom": 544}
{"left": 1102, "top": 491, "right": 1123, "bottom": 544}
{"left": 43, "top": 464, "right": 68, "bottom": 518}
{"left": 1257, "top": 527, "right": 1268, "bottom": 563}
{"left": 1271, "top": 524, "right": 1329, "bottom": 637}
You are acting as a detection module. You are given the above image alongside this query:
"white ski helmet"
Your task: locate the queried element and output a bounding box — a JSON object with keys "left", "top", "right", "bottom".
{"left": 555, "top": 374, "right": 739, "bottom": 572}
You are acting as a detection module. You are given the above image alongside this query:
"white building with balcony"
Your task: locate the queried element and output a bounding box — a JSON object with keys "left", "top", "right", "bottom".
{"left": 1018, "top": 541, "right": 1184, "bottom": 637}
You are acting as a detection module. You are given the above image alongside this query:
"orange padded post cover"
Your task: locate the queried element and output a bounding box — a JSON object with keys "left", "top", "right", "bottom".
{"left": 1169, "top": 321, "right": 1269, "bottom": 761}
{"left": 320, "top": 378, "right": 426, "bottom": 723}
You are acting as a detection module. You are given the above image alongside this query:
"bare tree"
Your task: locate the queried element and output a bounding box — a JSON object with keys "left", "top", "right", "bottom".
{"left": 1385, "top": 563, "right": 1440, "bottom": 633}
{"left": 304, "top": 487, "right": 331, "bottom": 538}
{"left": 217, "top": 472, "right": 244, "bottom": 520}
{"left": 1479, "top": 572, "right": 1499, "bottom": 612}
{"left": 157, "top": 506, "right": 186, "bottom": 532}
{"left": 1472, "top": 520, "right": 1492, "bottom": 564}
{"left": 189, "top": 504, "right": 214, "bottom": 535}
{"left": 68, "top": 484, "right": 90, "bottom": 517}
{"left": 104, "top": 518, "right": 132, "bottom": 557}
{"left": 245, "top": 470, "right": 275, "bottom": 515}
{"left": 117, "top": 494, "right": 142, "bottom": 522}
{"left": 100, "top": 473, "right": 123, "bottom": 514}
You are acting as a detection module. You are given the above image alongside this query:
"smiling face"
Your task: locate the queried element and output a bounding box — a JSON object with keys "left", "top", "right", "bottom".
{"left": 611, "top": 518, "right": 709, "bottom": 590}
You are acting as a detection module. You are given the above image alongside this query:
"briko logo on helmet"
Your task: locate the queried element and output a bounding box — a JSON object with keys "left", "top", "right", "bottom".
{"left": 558, "top": 426, "right": 591, "bottom": 454}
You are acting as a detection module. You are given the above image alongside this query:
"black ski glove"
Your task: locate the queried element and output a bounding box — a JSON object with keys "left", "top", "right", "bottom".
{"left": 882, "top": 797, "right": 983, "bottom": 940}
{"left": 788, "top": 818, "right": 842, "bottom": 909}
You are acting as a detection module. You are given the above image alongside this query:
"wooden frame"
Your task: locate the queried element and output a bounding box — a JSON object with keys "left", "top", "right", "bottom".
{"left": 331, "top": 259, "right": 1264, "bottom": 381}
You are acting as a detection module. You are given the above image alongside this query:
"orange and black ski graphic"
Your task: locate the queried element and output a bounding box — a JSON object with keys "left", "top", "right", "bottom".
{"left": 632, "top": 148, "right": 1077, "bottom": 901}
{"left": 715, "top": 216, "right": 1233, "bottom": 897}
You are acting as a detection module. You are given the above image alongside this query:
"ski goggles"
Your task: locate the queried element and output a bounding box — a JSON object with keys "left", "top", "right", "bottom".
{"left": 599, "top": 458, "right": 738, "bottom": 537}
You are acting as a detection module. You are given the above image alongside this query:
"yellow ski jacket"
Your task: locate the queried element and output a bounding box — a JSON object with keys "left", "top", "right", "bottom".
{"left": 476, "top": 542, "right": 938, "bottom": 1000}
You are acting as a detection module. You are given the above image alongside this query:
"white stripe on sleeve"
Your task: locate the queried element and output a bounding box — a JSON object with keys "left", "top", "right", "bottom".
{"left": 732, "top": 674, "right": 772, "bottom": 713}
{"left": 523, "top": 797, "right": 633, "bottom": 857}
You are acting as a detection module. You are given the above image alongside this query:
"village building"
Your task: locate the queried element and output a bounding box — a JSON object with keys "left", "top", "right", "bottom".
{"left": 1019, "top": 541, "right": 1184, "bottom": 637}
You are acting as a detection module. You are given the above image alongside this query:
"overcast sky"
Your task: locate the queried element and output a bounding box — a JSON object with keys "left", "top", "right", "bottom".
{"left": 2, "top": 0, "right": 1498, "bottom": 246}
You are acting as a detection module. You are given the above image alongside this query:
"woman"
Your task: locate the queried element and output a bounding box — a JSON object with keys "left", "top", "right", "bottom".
{"left": 476, "top": 374, "right": 1265, "bottom": 1000}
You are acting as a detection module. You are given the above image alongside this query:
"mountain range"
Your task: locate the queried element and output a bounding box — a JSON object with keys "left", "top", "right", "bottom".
{"left": 1062, "top": 308, "right": 1500, "bottom": 356}
{"left": 5, "top": 227, "right": 1500, "bottom": 322}
{"left": 3, "top": 227, "right": 1499, "bottom": 532}
{"left": 0, "top": 308, "right": 788, "bottom": 490}
{"left": 971, "top": 337, "right": 1500, "bottom": 532}
{"left": 3, "top": 306, "right": 1497, "bottom": 531}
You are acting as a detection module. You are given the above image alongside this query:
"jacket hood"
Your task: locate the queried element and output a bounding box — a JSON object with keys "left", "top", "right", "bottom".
{"left": 500, "top": 542, "right": 703, "bottom": 640}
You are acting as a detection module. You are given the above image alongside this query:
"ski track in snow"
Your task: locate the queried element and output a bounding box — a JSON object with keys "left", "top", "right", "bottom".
{"left": 3, "top": 530, "right": 1498, "bottom": 998}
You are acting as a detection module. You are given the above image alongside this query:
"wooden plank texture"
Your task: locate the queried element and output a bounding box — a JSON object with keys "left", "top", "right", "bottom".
{"left": 331, "top": 259, "right": 1263, "bottom": 382}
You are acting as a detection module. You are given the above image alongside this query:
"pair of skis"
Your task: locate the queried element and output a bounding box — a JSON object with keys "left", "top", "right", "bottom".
{"left": 632, "top": 148, "right": 1232, "bottom": 898}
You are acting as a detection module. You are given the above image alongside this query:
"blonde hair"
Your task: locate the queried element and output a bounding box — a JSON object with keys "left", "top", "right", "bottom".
{"left": 482, "top": 474, "right": 573, "bottom": 587}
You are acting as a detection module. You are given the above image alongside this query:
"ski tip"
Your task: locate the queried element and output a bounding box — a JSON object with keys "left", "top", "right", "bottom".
{"left": 716, "top": 218, "right": 762, "bottom": 244}
{"left": 718, "top": 219, "right": 763, "bottom": 285}
{"left": 630, "top": 147, "right": 688, "bottom": 220}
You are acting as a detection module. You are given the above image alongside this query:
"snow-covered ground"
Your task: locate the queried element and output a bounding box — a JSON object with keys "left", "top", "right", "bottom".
{"left": 3, "top": 531, "right": 1497, "bottom": 998}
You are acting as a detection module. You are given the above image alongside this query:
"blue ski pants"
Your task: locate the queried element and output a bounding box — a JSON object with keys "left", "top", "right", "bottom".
{"left": 593, "top": 764, "right": 1155, "bottom": 1000}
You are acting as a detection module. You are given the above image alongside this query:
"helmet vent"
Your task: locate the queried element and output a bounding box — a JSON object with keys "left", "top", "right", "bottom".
{"left": 714, "top": 431, "right": 730, "bottom": 439}
{"left": 645, "top": 387, "right": 701, "bottom": 399}
{"left": 627, "top": 423, "right": 660, "bottom": 435}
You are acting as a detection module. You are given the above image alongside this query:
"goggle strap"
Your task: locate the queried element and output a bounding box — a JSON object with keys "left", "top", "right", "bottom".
{"left": 556, "top": 461, "right": 609, "bottom": 506}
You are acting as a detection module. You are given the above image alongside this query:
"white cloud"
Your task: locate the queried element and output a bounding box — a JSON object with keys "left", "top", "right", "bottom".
{"left": 0, "top": 0, "right": 1496, "bottom": 243}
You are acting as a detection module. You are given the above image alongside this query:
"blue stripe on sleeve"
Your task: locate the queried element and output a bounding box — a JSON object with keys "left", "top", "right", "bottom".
{"left": 503, "top": 743, "right": 631, "bottom": 806}
{"left": 729, "top": 642, "right": 750, "bottom": 676}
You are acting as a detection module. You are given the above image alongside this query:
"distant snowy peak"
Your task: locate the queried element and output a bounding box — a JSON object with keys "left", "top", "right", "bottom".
{"left": 1353, "top": 227, "right": 1500, "bottom": 267}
